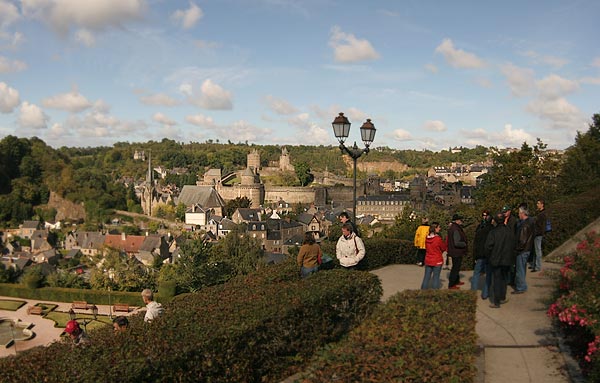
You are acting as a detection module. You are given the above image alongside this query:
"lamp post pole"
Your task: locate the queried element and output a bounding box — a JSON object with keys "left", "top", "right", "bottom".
{"left": 108, "top": 268, "right": 115, "bottom": 320}
{"left": 331, "top": 113, "right": 376, "bottom": 223}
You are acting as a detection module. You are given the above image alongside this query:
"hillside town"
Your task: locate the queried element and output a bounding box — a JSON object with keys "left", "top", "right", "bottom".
{"left": 1, "top": 145, "right": 531, "bottom": 281}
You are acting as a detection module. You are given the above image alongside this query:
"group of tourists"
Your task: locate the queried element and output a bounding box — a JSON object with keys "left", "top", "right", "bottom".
{"left": 418, "top": 200, "right": 549, "bottom": 308}
{"left": 296, "top": 211, "right": 365, "bottom": 278}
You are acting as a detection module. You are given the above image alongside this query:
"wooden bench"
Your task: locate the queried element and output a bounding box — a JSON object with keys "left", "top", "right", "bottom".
{"left": 27, "top": 306, "right": 43, "bottom": 315}
{"left": 113, "top": 303, "right": 130, "bottom": 313}
{"left": 71, "top": 301, "right": 90, "bottom": 310}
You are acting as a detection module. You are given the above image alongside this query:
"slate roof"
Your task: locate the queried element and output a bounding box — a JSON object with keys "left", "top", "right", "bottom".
{"left": 139, "top": 235, "right": 163, "bottom": 252}
{"left": 22, "top": 220, "right": 41, "bottom": 229}
{"left": 76, "top": 232, "right": 106, "bottom": 249}
{"left": 177, "top": 185, "right": 225, "bottom": 208}
{"left": 235, "top": 208, "right": 262, "bottom": 221}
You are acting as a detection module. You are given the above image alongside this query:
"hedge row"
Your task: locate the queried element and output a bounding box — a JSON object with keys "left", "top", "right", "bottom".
{"left": 542, "top": 185, "right": 600, "bottom": 255}
{"left": 0, "top": 261, "right": 383, "bottom": 383}
{"left": 299, "top": 289, "right": 479, "bottom": 382}
{"left": 0, "top": 283, "right": 144, "bottom": 306}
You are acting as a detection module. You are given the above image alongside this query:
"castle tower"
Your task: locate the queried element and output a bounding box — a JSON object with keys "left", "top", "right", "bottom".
{"left": 279, "top": 147, "right": 294, "bottom": 172}
{"left": 141, "top": 150, "right": 156, "bottom": 216}
{"left": 247, "top": 149, "right": 260, "bottom": 174}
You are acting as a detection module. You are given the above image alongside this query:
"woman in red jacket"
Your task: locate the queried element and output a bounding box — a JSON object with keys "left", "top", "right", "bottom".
{"left": 421, "top": 222, "right": 447, "bottom": 289}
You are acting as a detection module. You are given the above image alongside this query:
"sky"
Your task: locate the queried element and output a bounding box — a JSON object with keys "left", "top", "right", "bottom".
{"left": 0, "top": 0, "right": 599, "bottom": 151}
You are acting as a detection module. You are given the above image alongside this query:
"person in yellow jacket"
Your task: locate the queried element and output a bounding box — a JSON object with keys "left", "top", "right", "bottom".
{"left": 413, "top": 217, "right": 430, "bottom": 266}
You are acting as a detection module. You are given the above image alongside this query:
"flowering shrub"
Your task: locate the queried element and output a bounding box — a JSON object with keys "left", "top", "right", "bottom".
{"left": 548, "top": 231, "right": 600, "bottom": 379}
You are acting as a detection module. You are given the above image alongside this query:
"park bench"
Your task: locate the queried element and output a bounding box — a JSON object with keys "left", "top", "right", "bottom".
{"left": 27, "top": 306, "right": 43, "bottom": 315}
{"left": 113, "top": 303, "right": 130, "bottom": 313}
{"left": 71, "top": 301, "right": 90, "bottom": 310}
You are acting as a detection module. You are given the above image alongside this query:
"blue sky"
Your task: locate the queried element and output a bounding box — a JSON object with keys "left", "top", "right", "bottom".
{"left": 0, "top": 0, "right": 599, "bottom": 150}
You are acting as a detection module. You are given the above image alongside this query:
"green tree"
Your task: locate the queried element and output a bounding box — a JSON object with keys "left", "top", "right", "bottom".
{"left": 474, "top": 140, "right": 559, "bottom": 211}
{"left": 210, "top": 224, "right": 264, "bottom": 276}
{"left": 558, "top": 113, "right": 600, "bottom": 195}
{"left": 294, "top": 161, "right": 314, "bottom": 186}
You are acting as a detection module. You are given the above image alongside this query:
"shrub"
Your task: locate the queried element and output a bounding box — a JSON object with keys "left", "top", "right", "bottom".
{"left": 0, "top": 260, "right": 382, "bottom": 383}
{"left": 299, "top": 290, "right": 478, "bottom": 382}
{"left": 547, "top": 231, "right": 600, "bottom": 380}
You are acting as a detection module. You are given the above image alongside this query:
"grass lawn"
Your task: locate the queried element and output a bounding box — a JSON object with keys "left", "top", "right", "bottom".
{"left": 0, "top": 299, "right": 27, "bottom": 311}
{"left": 45, "top": 311, "right": 113, "bottom": 332}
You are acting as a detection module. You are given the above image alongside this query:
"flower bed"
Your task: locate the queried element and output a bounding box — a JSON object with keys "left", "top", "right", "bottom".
{"left": 547, "top": 231, "right": 600, "bottom": 380}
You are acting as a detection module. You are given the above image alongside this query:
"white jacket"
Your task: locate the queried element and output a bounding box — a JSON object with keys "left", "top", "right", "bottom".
{"left": 336, "top": 233, "right": 366, "bottom": 267}
{"left": 144, "top": 301, "right": 164, "bottom": 322}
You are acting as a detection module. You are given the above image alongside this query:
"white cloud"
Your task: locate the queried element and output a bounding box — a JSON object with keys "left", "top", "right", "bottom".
{"left": 288, "top": 112, "right": 310, "bottom": 128}
{"left": 0, "top": 55, "right": 27, "bottom": 73}
{"left": 521, "top": 50, "right": 568, "bottom": 69}
{"left": 526, "top": 97, "right": 585, "bottom": 130}
{"left": 140, "top": 93, "right": 180, "bottom": 106}
{"left": 190, "top": 79, "right": 233, "bottom": 110}
{"left": 536, "top": 74, "right": 579, "bottom": 99}
{"left": 153, "top": 112, "right": 176, "bottom": 126}
{"left": 42, "top": 88, "right": 92, "bottom": 113}
{"left": 435, "top": 38, "right": 485, "bottom": 69}
{"left": 18, "top": 101, "right": 48, "bottom": 130}
{"left": 423, "top": 120, "right": 446, "bottom": 132}
{"left": 74, "top": 28, "right": 95, "bottom": 46}
{"left": 592, "top": 57, "right": 600, "bottom": 67}
{"left": 391, "top": 129, "right": 413, "bottom": 141}
{"left": 265, "top": 95, "right": 298, "bottom": 115}
{"left": 329, "top": 26, "right": 380, "bottom": 63}
{"left": 305, "top": 123, "right": 330, "bottom": 145}
{"left": 475, "top": 77, "right": 493, "bottom": 88}
{"left": 425, "top": 63, "right": 438, "bottom": 73}
{"left": 0, "top": 0, "right": 20, "bottom": 28}
{"left": 171, "top": 2, "right": 203, "bottom": 29}
{"left": 21, "top": 0, "right": 146, "bottom": 41}
{"left": 461, "top": 128, "right": 488, "bottom": 139}
{"left": 0, "top": 82, "right": 20, "bottom": 113}
{"left": 186, "top": 113, "right": 215, "bottom": 127}
{"left": 492, "top": 124, "right": 533, "bottom": 146}
{"left": 500, "top": 63, "right": 535, "bottom": 97}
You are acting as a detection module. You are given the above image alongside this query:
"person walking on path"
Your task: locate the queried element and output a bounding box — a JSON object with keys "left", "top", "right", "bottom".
{"left": 420, "top": 222, "right": 446, "bottom": 289}
{"left": 532, "top": 199, "right": 548, "bottom": 272}
{"left": 297, "top": 232, "right": 322, "bottom": 278}
{"left": 141, "top": 288, "right": 164, "bottom": 323}
{"left": 513, "top": 206, "right": 534, "bottom": 294}
{"left": 471, "top": 210, "right": 493, "bottom": 299}
{"left": 336, "top": 222, "right": 365, "bottom": 270}
{"left": 413, "top": 217, "right": 430, "bottom": 266}
{"left": 447, "top": 213, "right": 468, "bottom": 289}
{"left": 485, "top": 212, "right": 516, "bottom": 308}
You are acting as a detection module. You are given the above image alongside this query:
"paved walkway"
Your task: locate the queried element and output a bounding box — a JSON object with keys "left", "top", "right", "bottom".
{"left": 372, "top": 263, "right": 576, "bottom": 383}
{"left": 0, "top": 298, "right": 141, "bottom": 358}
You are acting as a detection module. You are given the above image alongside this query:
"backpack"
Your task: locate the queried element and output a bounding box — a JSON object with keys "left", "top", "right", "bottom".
{"left": 545, "top": 219, "right": 552, "bottom": 233}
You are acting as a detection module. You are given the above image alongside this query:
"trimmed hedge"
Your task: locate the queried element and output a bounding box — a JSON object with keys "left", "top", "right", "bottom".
{"left": 0, "top": 261, "right": 382, "bottom": 383}
{"left": 0, "top": 283, "right": 144, "bottom": 306}
{"left": 299, "top": 289, "right": 479, "bottom": 382}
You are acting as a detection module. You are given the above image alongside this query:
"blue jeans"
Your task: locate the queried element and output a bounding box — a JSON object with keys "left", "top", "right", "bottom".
{"left": 471, "top": 258, "right": 490, "bottom": 298}
{"left": 421, "top": 265, "right": 442, "bottom": 289}
{"left": 301, "top": 265, "right": 319, "bottom": 278}
{"left": 533, "top": 236, "right": 543, "bottom": 270}
{"left": 515, "top": 251, "right": 529, "bottom": 292}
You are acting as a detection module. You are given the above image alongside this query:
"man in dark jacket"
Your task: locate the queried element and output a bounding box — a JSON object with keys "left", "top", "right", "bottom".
{"left": 447, "top": 213, "right": 468, "bottom": 289}
{"left": 531, "top": 199, "right": 547, "bottom": 272}
{"left": 485, "top": 212, "right": 516, "bottom": 308}
{"left": 471, "top": 210, "right": 493, "bottom": 299}
{"left": 513, "top": 207, "right": 534, "bottom": 294}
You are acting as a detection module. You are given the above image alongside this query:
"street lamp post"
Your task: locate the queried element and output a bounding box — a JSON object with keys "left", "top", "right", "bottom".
{"left": 331, "top": 112, "right": 376, "bottom": 223}
{"left": 108, "top": 268, "right": 115, "bottom": 320}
